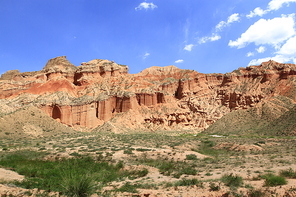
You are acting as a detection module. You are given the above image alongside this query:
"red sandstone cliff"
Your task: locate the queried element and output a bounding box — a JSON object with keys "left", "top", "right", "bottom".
{"left": 0, "top": 56, "right": 295, "bottom": 132}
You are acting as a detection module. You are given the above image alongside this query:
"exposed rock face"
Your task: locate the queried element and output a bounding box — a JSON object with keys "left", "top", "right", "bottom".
{"left": 0, "top": 57, "right": 296, "bottom": 133}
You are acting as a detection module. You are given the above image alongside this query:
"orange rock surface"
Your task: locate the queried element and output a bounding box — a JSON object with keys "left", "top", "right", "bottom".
{"left": 1, "top": 56, "right": 295, "bottom": 131}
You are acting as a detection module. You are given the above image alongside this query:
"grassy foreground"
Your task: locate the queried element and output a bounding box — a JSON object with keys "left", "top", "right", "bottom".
{"left": 0, "top": 131, "right": 296, "bottom": 196}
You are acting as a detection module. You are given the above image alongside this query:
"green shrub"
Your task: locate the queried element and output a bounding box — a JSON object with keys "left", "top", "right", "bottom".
{"left": 62, "top": 172, "right": 97, "bottom": 197}
{"left": 198, "top": 140, "right": 223, "bottom": 157}
{"left": 247, "top": 188, "right": 267, "bottom": 197}
{"left": 221, "top": 174, "right": 243, "bottom": 188}
{"left": 137, "top": 156, "right": 196, "bottom": 177}
{"left": 123, "top": 149, "right": 133, "bottom": 154}
{"left": 173, "top": 166, "right": 197, "bottom": 178}
{"left": 116, "top": 182, "right": 138, "bottom": 193}
{"left": 70, "top": 152, "right": 81, "bottom": 157}
{"left": 0, "top": 150, "right": 135, "bottom": 194}
{"left": 209, "top": 182, "right": 220, "bottom": 191}
{"left": 135, "top": 148, "right": 151, "bottom": 152}
{"left": 261, "top": 173, "right": 287, "bottom": 187}
{"left": 127, "top": 168, "right": 149, "bottom": 179}
{"left": 135, "top": 168, "right": 149, "bottom": 177}
{"left": 185, "top": 154, "right": 198, "bottom": 160}
{"left": 280, "top": 168, "right": 296, "bottom": 178}
{"left": 174, "top": 178, "right": 201, "bottom": 187}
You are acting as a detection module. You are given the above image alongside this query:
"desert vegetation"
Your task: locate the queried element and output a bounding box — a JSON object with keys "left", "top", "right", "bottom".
{"left": 0, "top": 131, "right": 296, "bottom": 196}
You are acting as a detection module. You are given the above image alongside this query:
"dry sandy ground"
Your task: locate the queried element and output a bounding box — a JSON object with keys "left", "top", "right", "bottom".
{"left": 103, "top": 180, "right": 296, "bottom": 197}
{"left": 1, "top": 134, "right": 296, "bottom": 196}
{"left": 0, "top": 168, "right": 24, "bottom": 182}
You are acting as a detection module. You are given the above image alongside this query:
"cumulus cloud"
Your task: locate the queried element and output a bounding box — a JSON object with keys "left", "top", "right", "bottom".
{"left": 256, "top": 46, "right": 266, "bottom": 53}
{"left": 276, "top": 36, "right": 296, "bottom": 56}
{"left": 229, "top": 14, "right": 295, "bottom": 48}
{"left": 248, "top": 36, "right": 296, "bottom": 65}
{"left": 247, "top": 7, "right": 267, "bottom": 18}
{"left": 135, "top": 2, "right": 158, "bottom": 11}
{"left": 268, "top": 0, "right": 296, "bottom": 11}
{"left": 216, "top": 13, "right": 240, "bottom": 31}
{"left": 175, "top": 59, "right": 184, "bottom": 63}
{"left": 246, "top": 46, "right": 266, "bottom": 58}
{"left": 248, "top": 57, "right": 273, "bottom": 65}
{"left": 247, "top": 52, "right": 254, "bottom": 57}
{"left": 184, "top": 44, "right": 194, "bottom": 51}
{"left": 247, "top": 0, "right": 296, "bottom": 18}
{"left": 198, "top": 34, "right": 221, "bottom": 44}
{"left": 248, "top": 54, "right": 295, "bottom": 65}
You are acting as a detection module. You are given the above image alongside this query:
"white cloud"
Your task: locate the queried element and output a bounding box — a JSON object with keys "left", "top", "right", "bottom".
{"left": 198, "top": 13, "right": 239, "bottom": 45}
{"left": 276, "top": 36, "right": 296, "bottom": 56}
{"left": 143, "top": 52, "right": 150, "bottom": 59}
{"left": 229, "top": 14, "right": 295, "bottom": 49}
{"left": 268, "top": 0, "right": 296, "bottom": 11}
{"left": 228, "top": 13, "right": 240, "bottom": 23}
{"left": 248, "top": 36, "right": 296, "bottom": 65}
{"left": 256, "top": 46, "right": 266, "bottom": 53}
{"left": 215, "top": 21, "right": 226, "bottom": 31}
{"left": 247, "top": 0, "right": 296, "bottom": 18}
{"left": 247, "top": 7, "right": 267, "bottom": 18}
{"left": 135, "top": 2, "right": 158, "bottom": 11}
{"left": 248, "top": 57, "right": 273, "bottom": 65}
{"left": 184, "top": 44, "right": 194, "bottom": 51}
{"left": 198, "top": 34, "right": 221, "bottom": 44}
{"left": 216, "top": 13, "right": 240, "bottom": 31}
{"left": 175, "top": 59, "right": 184, "bottom": 63}
{"left": 248, "top": 54, "right": 295, "bottom": 65}
{"left": 247, "top": 52, "right": 254, "bottom": 57}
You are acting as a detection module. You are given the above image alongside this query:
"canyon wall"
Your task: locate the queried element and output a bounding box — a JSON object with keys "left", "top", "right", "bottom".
{"left": 1, "top": 56, "right": 295, "bottom": 131}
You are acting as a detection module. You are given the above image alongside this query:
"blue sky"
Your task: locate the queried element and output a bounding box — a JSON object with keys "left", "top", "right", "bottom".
{"left": 0, "top": 0, "right": 296, "bottom": 75}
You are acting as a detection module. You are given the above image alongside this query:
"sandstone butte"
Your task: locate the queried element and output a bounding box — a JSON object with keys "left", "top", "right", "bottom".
{"left": 0, "top": 56, "right": 296, "bottom": 133}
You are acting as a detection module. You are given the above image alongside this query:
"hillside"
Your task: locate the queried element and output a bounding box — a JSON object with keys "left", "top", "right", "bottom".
{"left": 0, "top": 56, "right": 296, "bottom": 136}
{"left": 206, "top": 95, "right": 296, "bottom": 136}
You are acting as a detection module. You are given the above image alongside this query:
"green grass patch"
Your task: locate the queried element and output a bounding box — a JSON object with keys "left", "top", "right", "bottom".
{"left": 280, "top": 168, "right": 296, "bottom": 178}
{"left": 185, "top": 154, "right": 198, "bottom": 160}
{"left": 261, "top": 173, "right": 287, "bottom": 187}
{"left": 197, "top": 140, "right": 226, "bottom": 157}
{"left": 0, "top": 150, "right": 146, "bottom": 195}
{"left": 136, "top": 156, "right": 197, "bottom": 178}
{"left": 174, "top": 178, "right": 202, "bottom": 187}
{"left": 221, "top": 174, "right": 243, "bottom": 189}
{"left": 116, "top": 182, "right": 138, "bottom": 193}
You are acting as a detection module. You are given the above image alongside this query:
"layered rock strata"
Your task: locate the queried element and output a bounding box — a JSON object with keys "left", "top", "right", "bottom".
{"left": 1, "top": 56, "right": 295, "bottom": 131}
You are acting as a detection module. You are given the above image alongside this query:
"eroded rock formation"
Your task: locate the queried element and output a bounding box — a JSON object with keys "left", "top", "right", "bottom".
{"left": 1, "top": 56, "right": 295, "bottom": 132}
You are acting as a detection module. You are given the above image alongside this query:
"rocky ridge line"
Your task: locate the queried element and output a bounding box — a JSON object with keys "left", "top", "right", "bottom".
{"left": 0, "top": 56, "right": 295, "bottom": 133}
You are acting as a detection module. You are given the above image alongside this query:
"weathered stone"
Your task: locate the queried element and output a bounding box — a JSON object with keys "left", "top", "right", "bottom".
{"left": 0, "top": 58, "right": 296, "bottom": 131}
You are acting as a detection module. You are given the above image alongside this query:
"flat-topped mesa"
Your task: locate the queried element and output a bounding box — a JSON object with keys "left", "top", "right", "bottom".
{"left": 74, "top": 59, "right": 128, "bottom": 86}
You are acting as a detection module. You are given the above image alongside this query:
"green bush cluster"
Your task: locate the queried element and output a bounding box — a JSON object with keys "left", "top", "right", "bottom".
{"left": 261, "top": 173, "right": 287, "bottom": 187}
{"left": 0, "top": 150, "right": 148, "bottom": 196}
{"left": 221, "top": 174, "right": 243, "bottom": 189}
{"left": 280, "top": 168, "right": 296, "bottom": 179}
{"left": 137, "top": 156, "right": 197, "bottom": 178}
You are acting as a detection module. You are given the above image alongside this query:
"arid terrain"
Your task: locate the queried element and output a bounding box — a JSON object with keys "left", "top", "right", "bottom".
{"left": 0, "top": 57, "right": 296, "bottom": 196}
{"left": 0, "top": 132, "right": 296, "bottom": 196}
